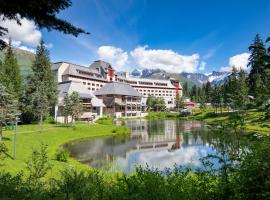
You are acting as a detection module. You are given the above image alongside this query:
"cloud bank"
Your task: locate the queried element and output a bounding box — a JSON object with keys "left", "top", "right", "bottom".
{"left": 130, "top": 46, "right": 200, "bottom": 73}
{"left": 98, "top": 45, "right": 200, "bottom": 73}
{"left": 220, "top": 53, "right": 251, "bottom": 72}
{"left": 0, "top": 15, "right": 42, "bottom": 47}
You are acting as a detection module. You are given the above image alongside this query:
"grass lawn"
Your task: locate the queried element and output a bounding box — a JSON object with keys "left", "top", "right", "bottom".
{"left": 0, "top": 123, "right": 116, "bottom": 176}
{"left": 189, "top": 109, "right": 270, "bottom": 134}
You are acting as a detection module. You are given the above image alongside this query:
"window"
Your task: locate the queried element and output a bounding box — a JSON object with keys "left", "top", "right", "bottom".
{"left": 83, "top": 82, "right": 86, "bottom": 85}
{"left": 92, "top": 83, "right": 95, "bottom": 86}
{"left": 92, "top": 88, "right": 95, "bottom": 91}
{"left": 88, "top": 83, "right": 90, "bottom": 85}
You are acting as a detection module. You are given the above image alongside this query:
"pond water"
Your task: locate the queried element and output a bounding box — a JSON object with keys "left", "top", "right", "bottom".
{"left": 65, "top": 119, "right": 239, "bottom": 174}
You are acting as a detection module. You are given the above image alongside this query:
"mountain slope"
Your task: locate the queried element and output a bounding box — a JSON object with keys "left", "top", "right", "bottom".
{"left": 0, "top": 48, "right": 35, "bottom": 78}
{"left": 131, "top": 68, "right": 231, "bottom": 87}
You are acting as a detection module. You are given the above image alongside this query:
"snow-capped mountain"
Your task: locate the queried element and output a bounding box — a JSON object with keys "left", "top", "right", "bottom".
{"left": 129, "top": 68, "right": 231, "bottom": 86}
{"left": 207, "top": 71, "right": 231, "bottom": 85}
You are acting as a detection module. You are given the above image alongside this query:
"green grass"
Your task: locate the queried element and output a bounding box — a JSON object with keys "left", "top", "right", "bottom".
{"left": 0, "top": 123, "right": 116, "bottom": 176}
{"left": 145, "top": 112, "right": 180, "bottom": 120}
{"left": 189, "top": 109, "right": 270, "bottom": 134}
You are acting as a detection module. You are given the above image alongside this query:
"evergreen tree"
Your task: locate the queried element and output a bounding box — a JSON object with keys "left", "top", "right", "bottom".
{"left": 26, "top": 41, "right": 57, "bottom": 126}
{"left": 183, "top": 82, "right": 189, "bottom": 97}
{"left": 248, "top": 34, "right": 268, "bottom": 104}
{"left": 235, "top": 69, "right": 249, "bottom": 109}
{"left": 0, "top": 84, "right": 19, "bottom": 140}
{"left": 1, "top": 39, "right": 23, "bottom": 98}
{"left": 205, "top": 81, "right": 212, "bottom": 103}
{"left": 190, "top": 85, "right": 197, "bottom": 102}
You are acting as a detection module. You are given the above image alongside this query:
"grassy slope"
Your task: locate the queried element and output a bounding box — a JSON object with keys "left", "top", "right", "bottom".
{"left": 189, "top": 109, "right": 270, "bottom": 134}
{"left": 1, "top": 123, "right": 115, "bottom": 176}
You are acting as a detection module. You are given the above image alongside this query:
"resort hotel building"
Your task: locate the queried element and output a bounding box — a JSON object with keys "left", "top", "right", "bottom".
{"left": 53, "top": 60, "right": 182, "bottom": 121}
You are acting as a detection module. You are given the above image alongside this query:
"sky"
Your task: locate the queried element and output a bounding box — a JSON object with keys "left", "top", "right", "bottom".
{"left": 1, "top": 0, "right": 270, "bottom": 74}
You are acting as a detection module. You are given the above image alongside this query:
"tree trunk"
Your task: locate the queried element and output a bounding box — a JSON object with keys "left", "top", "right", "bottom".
{"left": 39, "top": 111, "right": 43, "bottom": 131}
{"left": 0, "top": 123, "right": 2, "bottom": 141}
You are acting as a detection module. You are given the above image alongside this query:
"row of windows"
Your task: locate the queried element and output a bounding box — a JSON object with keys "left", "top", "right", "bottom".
{"left": 138, "top": 89, "right": 174, "bottom": 93}
{"left": 118, "top": 78, "right": 169, "bottom": 87}
{"left": 142, "top": 93, "right": 173, "bottom": 97}
{"left": 83, "top": 82, "right": 103, "bottom": 87}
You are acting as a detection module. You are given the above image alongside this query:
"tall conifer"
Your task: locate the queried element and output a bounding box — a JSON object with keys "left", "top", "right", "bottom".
{"left": 26, "top": 41, "right": 57, "bottom": 126}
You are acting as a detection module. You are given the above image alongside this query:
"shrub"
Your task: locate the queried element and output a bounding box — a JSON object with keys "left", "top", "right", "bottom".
{"left": 0, "top": 142, "right": 8, "bottom": 160}
{"left": 45, "top": 116, "right": 56, "bottom": 124}
{"left": 112, "top": 126, "right": 130, "bottom": 136}
{"left": 56, "top": 149, "right": 69, "bottom": 162}
{"left": 96, "top": 116, "right": 114, "bottom": 125}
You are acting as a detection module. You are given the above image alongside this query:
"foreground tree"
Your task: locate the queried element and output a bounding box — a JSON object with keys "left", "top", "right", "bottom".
{"left": 26, "top": 41, "right": 57, "bottom": 126}
{"left": 0, "top": 0, "right": 88, "bottom": 49}
{"left": 0, "top": 84, "right": 19, "bottom": 141}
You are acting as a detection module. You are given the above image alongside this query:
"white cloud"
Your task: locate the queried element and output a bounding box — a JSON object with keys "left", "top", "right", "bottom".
{"left": 199, "top": 61, "right": 206, "bottom": 71}
{"left": 0, "top": 15, "right": 41, "bottom": 46}
{"left": 220, "top": 53, "right": 250, "bottom": 72}
{"left": 130, "top": 46, "right": 199, "bottom": 73}
{"left": 98, "top": 46, "right": 128, "bottom": 70}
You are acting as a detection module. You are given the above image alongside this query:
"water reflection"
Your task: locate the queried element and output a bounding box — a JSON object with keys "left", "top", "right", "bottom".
{"left": 65, "top": 119, "right": 221, "bottom": 174}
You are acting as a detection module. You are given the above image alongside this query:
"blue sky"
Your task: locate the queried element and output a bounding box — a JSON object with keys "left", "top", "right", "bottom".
{"left": 2, "top": 0, "right": 270, "bottom": 73}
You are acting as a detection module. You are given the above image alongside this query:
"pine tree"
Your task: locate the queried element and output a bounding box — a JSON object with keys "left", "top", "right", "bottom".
{"left": 1, "top": 39, "right": 23, "bottom": 98}
{"left": 26, "top": 41, "right": 58, "bottom": 126}
{"left": 190, "top": 85, "right": 197, "bottom": 102}
{"left": 183, "top": 82, "right": 189, "bottom": 97}
{"left": 235, "top": 69, "right": 249, "bottom": 109}
{"left": 248, "top": 34, "right": 268, "bottom": 104}
{"left": 205, "top": 81, "right": 212, "bottom": 103}
{"left": 0, "top": 84, "right": 19, "bottom": 140}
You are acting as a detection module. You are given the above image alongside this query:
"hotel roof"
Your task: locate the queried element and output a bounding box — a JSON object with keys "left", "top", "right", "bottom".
{"left": 58, "top": 80, "right": 95, "bottom": 99}
{"left": 94, "top": 82, "right": 142, "bottom": 97}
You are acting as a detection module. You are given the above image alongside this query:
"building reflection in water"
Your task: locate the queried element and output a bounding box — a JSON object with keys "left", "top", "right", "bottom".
{"left": 65, "top": 119, "right": 214, "bottom": 174}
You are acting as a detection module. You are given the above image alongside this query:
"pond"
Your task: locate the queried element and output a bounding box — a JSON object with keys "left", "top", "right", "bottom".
{"left": 65, "top": 119, "right": 244, "bottom": 174}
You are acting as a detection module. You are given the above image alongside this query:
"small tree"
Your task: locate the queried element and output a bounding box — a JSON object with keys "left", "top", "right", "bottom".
{"left": 69, "top": 92, "right": 83, "bottom": 123}
{"left": 62, "top": 93, "right": 72, "bottom": 124}
{"left": 146, "top": 95, "right": 155, "bottom": 111}
{"left": 175, "top": 94, "right": 184, "bottom": 111}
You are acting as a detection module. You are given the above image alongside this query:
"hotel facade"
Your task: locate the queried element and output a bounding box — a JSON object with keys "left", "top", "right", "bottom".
{"left": 53, "top": 60, "right": 182, "bottom": 120}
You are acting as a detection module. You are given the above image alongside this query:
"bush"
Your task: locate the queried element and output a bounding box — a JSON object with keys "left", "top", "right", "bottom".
{"left": 112, "top": 126, "right": 130, "bottom": 136}
{"left": 0, "top": 143, "right": 8, "bottom": 160}
{"left": 56, "top": 149, "right": 69, "bottom": 162}
{"left": 96, "top": 116, "right": 114, "bottom": 125}
{"left": 45, "top": 116, "right": 56, "bottom": 124}
{"left": 146, "top": 112, "right": 179, "bottom": 120}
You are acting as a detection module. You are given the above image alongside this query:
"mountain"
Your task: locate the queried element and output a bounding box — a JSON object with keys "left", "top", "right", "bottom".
{"left": 0, "top": 48, "right": 35, "bottom": 79}
{"left": 181, "top": 72, "right": 208, "bottom": 85}
{"left": 130, "top": 68, "right": 198, "bottom": 88}
{"left": 207, "top": 71, "right": 231, "bottom": 85}
{"left": 130, "top": 68, "right": 231, "bottom": 87}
